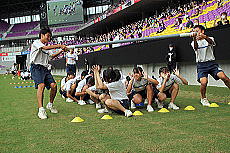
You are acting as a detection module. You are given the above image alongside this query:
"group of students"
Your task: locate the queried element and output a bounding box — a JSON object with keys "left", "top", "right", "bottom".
{"left": 30, "top": 25, "right": 230, "bottom": 119}
{"left": 59, "top": 65, "right": 189, "bottom": 117}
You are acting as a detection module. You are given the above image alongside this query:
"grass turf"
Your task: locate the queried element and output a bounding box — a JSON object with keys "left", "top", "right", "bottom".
{"left": 0, "top": 74, "right": 229, "bottom": 153}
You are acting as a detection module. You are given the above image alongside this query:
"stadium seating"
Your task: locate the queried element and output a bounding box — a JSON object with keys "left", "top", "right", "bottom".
{"left": 6, "top": 32, "right": 28, "bottom": 37}
{"left": 10, "top": 21, "right": 39, "bottom": 32}
{"left": 54, "top": 26, "right": 80, "bottom": 33}
{"left": 28, "top": 30, "right": 40, "bottom": 35}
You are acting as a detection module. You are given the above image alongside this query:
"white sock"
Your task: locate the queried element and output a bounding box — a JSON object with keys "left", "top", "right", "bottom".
{"left": 47, "top": 102, "right": 53, "bottom": 107}
{"left": 39, "top": 107, "right": 45, "bottom": 111}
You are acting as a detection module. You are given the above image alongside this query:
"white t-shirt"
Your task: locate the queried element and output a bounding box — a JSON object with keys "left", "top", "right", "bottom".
{"left": 105, "top": 80, "right": 128, "bottom": 100}
{"left": 61, "top": 77, "right": 67, "bottom": 91}
{"left": 157, "top": 74, "right": 182, "bottom": 91}
{"left": 66, "top": 52, "right": 78, "bottom": 65}
{"left": 191, "top": 37, "right": 216, "bottom": 63}
{"left": 30, "top": 39, "right": 53, "bottom": 67}
{"left": 88, "top": 85, "right": 96, "bottom": 91}
{"left": 64, "top": 77, "right": 78, "bottom": 91}
{"left": 75, "top": 75, "right": 92, "bottom": 92}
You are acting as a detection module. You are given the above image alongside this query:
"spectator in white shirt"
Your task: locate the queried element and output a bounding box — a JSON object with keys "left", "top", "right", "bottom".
{"left": 66, "top": 49, "right": 78, "bottom": 74}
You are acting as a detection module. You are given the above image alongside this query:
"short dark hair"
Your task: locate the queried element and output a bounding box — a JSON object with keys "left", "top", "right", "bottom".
{"left": 67, "top": 71, "right": 75, "bottom": 77}
{"left": 169, "top": 43, "right": 175, "bottom": 47}
{"left": 193, "top": 25, "right": 205, "bottom": 31}
{"left": 103, "top": 69, "right": 116, "bottom": 83}
{"left": 114, "top": 69, "right": 121, "bottom": 81}
{"left": 133, "top": 67, "right": 144, "bottom": 76}
{"left": 159, "top": 67, "right": 169, "bottom": 74}
{"left": 81, "top": 71, "right": 88, "bottom": 77}
{"left": 39, "top": 27, "right": 52, "bottom": 38}
{"left": 86, "top": 76, "right": 95, "bottom": 86}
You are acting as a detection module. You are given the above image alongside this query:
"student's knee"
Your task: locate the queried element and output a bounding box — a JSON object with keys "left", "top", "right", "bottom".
{"left": 172, "top": 83, "right": 179, "bottom": 90}
{"left": 38, "top": 83, "right": 46, "bottom": 89}
{"left": 200, "top": 79, "right": 208, "bottom": 86}
{"left": 82, "top": 85, "right": 89, "bottom": 91}
{"left": 218, "top": 73, "right": 229, "bottom": 82}
{"left": 146, "top": 85, "right": 153, "bottom": 93}
{"left": 105, "top": 99, "right": 113, "bottom": 107}
{"left": 133, "top": 94, "right": 142, "bottom": 104}
{"left": 158, "top": 93, "right": 166, "bottom": 101}
{"left": 99, "top": 94, "right": 106, "bottom": 101}
{"left": 50, "top": 83, "right": 57, "bottom": 89}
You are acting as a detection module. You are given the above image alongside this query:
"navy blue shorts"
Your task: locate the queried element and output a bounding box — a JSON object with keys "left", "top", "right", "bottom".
{"left": 128, "top": 89, "right": 147, "bottom": 100}
{"left": 164, "top": 89, "right": 171, "bottom": 98}
{"left": 66, "top": 64, "right": 76, "bottom": 74}
{"left": 30, "top": 64, "right": 56, "bottom": 90}
{"left": 111, "top": 99, "right": 130, "bottom": 115}
{"left": 197, "top": 61, "right": 223, "bottom": 83}
{"left": 75, "top": 94, "right": 90, "bottom": 101}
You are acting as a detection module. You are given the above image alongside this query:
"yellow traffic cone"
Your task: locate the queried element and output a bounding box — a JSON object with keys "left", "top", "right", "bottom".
{"left": 209, "top": 103, "right": 219, "bottom": 108}
{"left": 133, "top": 111, "right": 143, "bottom": 116}
{"left": 158, "top": 108, "right": 170, "bottom": 113}
{"left": 71, "top": 117, "right": 84, "bottom": 123}
{"left": 101, "top": 115, "right": 113, "bottom": 120}
{"left": 184, "top": 106, "right": 195, "bottom": 111}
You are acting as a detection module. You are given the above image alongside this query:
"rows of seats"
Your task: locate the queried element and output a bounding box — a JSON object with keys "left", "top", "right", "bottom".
{"left": 92, "top": 0, "right": 230, "bottom": 51}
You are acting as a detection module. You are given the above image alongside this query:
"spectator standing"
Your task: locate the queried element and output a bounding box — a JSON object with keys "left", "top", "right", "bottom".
{"left": 66, "top": 48, "right": 78, "bottom": 74}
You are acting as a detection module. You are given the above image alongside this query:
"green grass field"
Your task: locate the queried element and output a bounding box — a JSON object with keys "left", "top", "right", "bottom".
{"left": 0, "top": 74, "right": 229, "bottom": 153}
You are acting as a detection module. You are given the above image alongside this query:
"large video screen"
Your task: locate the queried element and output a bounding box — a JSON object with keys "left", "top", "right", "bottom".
{"left": 47, "top": 0, "right": 84, "bottom": 25}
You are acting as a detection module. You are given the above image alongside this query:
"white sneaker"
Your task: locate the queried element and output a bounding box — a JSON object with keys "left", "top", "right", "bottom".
{"left": 38, "top": 108, "right": 47, "bottom": 119}
{"left": 144, "top": 99, "right": 148, "bottom": 105}
{"left": 97, "top": 108, "right": 109, "bottom": 113}
{"left": 61, "top": 95, "right": 66, "bottom": 99}
{"left": 146, "top": 105, "right": 154, "bottom": 112}
{"left": 155, "top": 98, "right": 163, "bottom": 109}
{"left": 168, "top": 103, "right": 179, "bottom": 110}
{"left": 46, "top": 104, "right": 58, "bottom": 113}
{"left": 130, "top": 101, "right": 136, "bottom": 109}
{"left": 66, "top": 98, "right": 74, "bottom": 103}
{"left": 124, "top": 109, "right": 133, "bottom": 117}
{"left": 78, "top": 100, "right": 86, "bottom": 105}
{"left": 200, "top": 98, "right": 210, "bottom": 106}
{"left": 87, "top": 99, "right": 95, "bottom": 104}
{"left": 96, "top": 103, "right": 102, "bottom": 109}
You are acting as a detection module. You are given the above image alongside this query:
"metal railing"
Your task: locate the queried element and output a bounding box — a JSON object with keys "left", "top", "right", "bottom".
{"left": 67, "top": 32, "right": 195, "bottom": 49}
